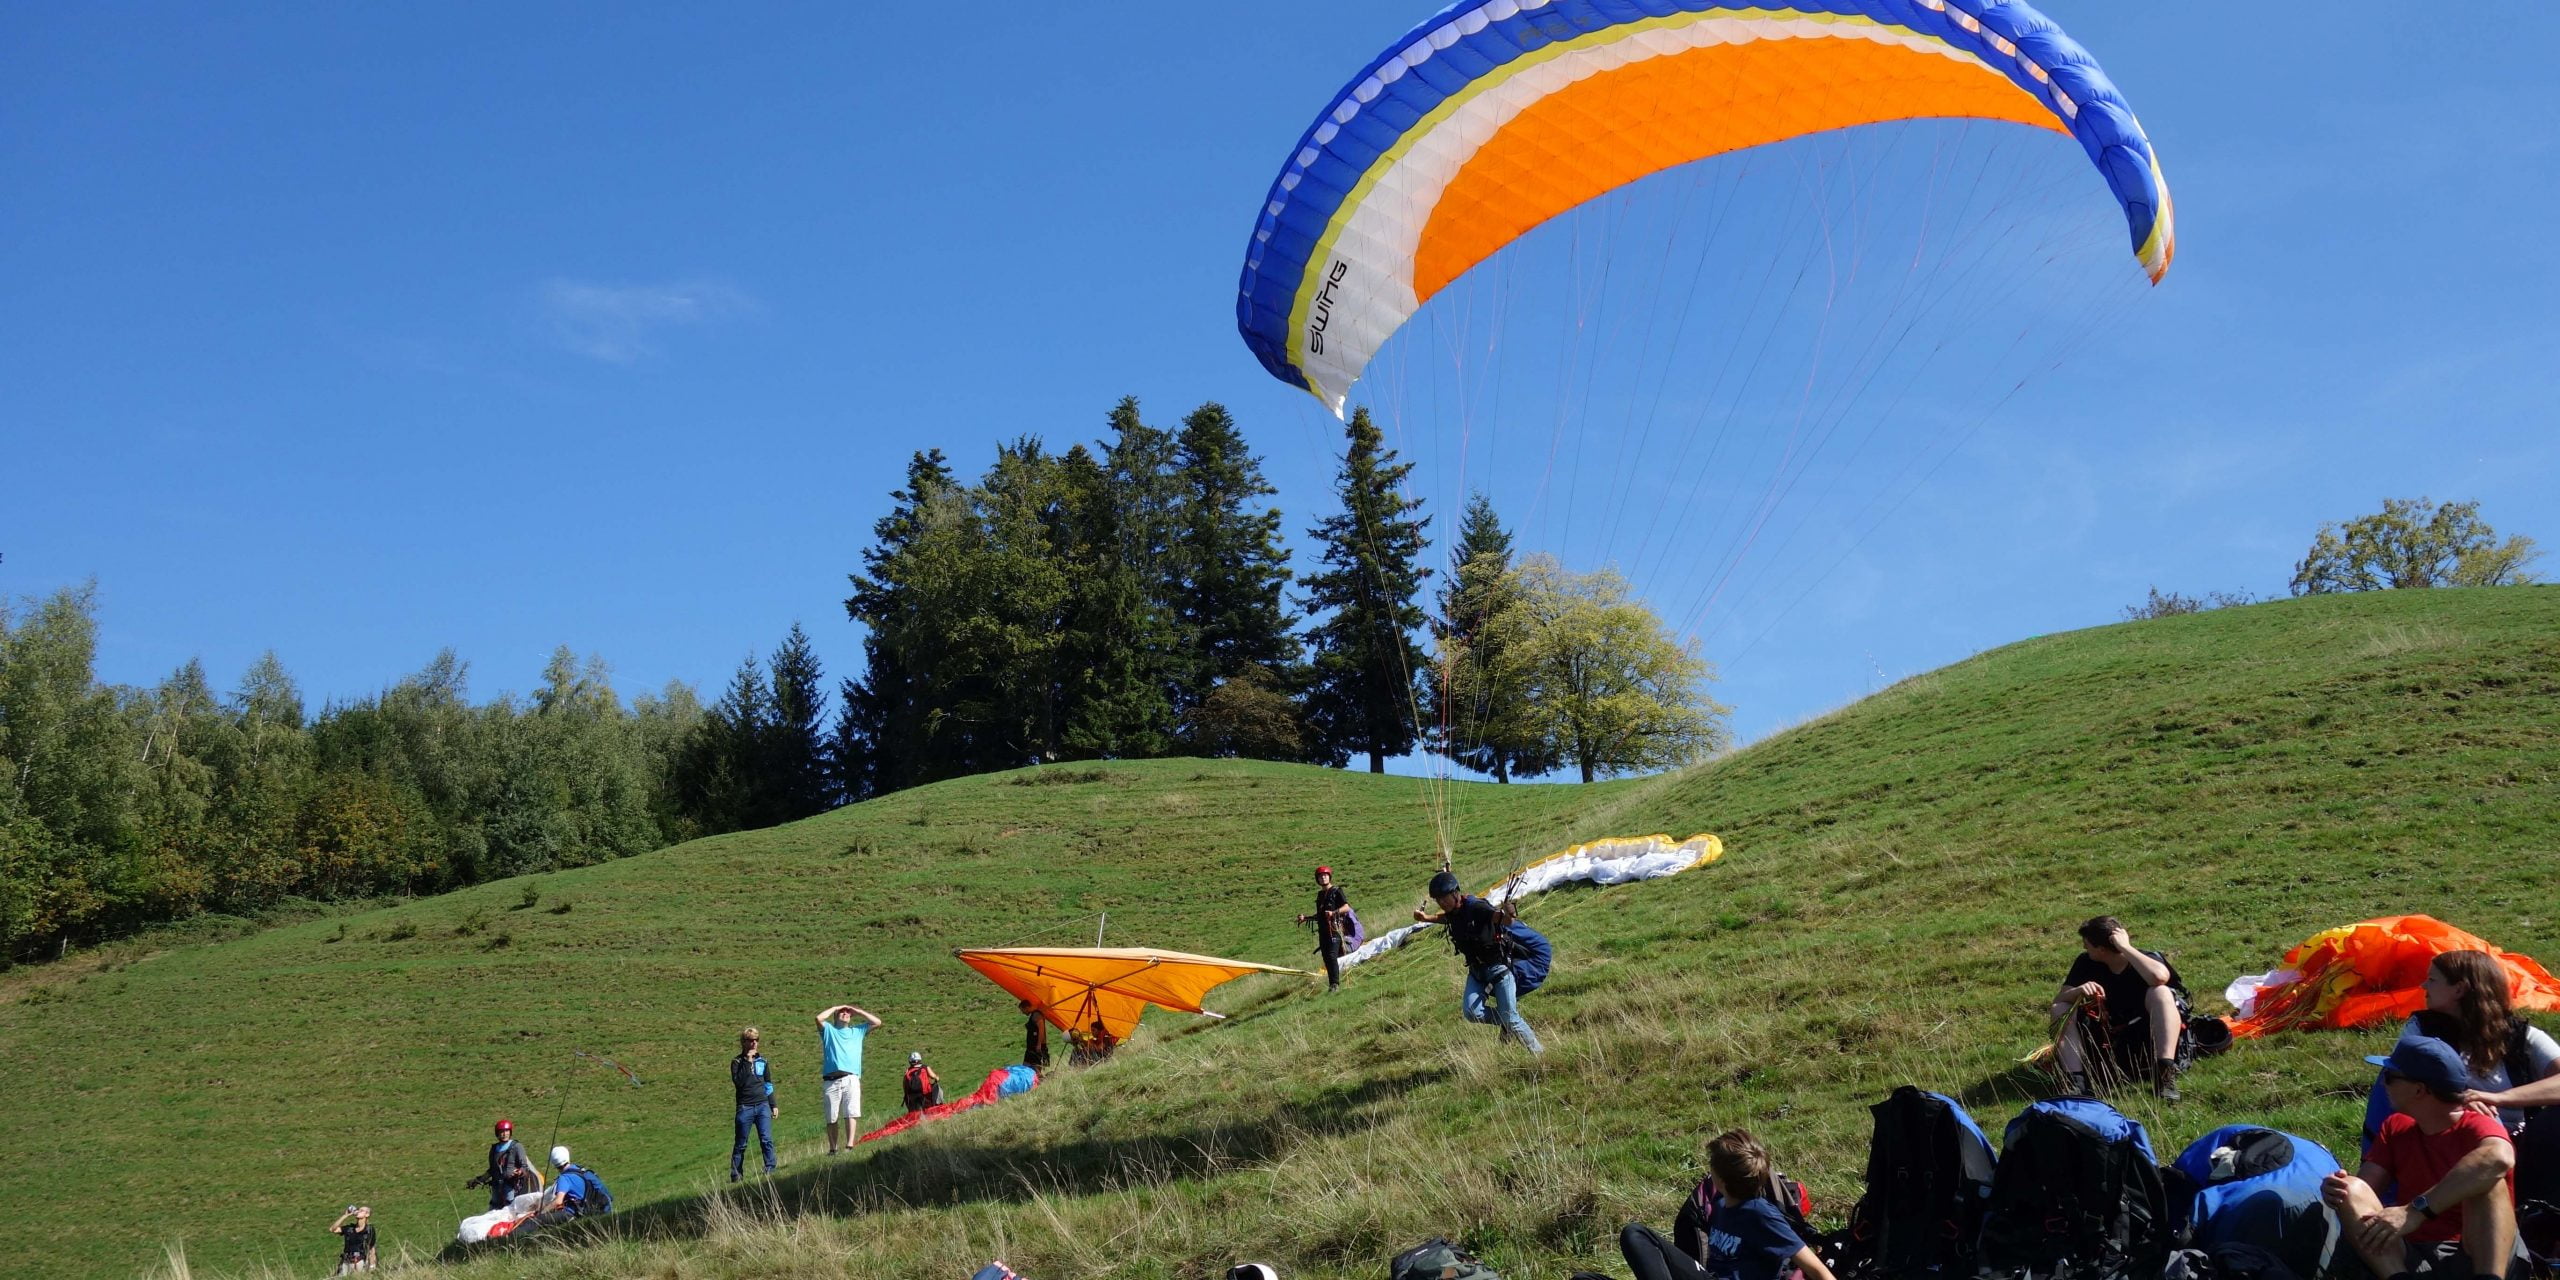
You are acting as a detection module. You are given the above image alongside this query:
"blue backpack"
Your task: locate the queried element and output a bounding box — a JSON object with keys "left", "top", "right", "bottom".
{"left": 1504, "top": 922, "right": 1552, "bottom": 994}
{"left": 2168, "top": 1126, "right": 2340, "bottom": 1280}
{"left": 1981, "top": 1097, "right": 2172, "bottom": 1280}
{"left": 564, "top": 1163, "right": 614, "bottom": 1216}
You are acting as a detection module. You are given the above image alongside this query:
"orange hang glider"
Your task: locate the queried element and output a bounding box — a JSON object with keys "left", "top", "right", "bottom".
{"left": 955, "top": 946, "right": 1306, "bottom": 1045}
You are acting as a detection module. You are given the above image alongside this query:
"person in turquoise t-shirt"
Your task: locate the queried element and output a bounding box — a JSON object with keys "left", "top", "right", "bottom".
{"left": 813, "top": 1002, "right": 882, "bottom": 1153}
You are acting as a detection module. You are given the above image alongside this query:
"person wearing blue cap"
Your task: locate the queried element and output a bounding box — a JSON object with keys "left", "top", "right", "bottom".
{"left": 1412, "top": 868, "right": 1542, "bottom": 1057}
{"left": 2322, "top": 1034, "right": 2524, "bottom": 1280}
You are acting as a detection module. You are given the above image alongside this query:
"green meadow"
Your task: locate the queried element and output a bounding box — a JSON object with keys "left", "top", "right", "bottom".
{"left": 4, "top": 586, "right": 2554, "bottom": 1280}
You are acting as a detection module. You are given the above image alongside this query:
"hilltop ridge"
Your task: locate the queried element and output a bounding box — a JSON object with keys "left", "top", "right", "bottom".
{"left": 4, "top": 586, "right": 2556, "bottom": 1280}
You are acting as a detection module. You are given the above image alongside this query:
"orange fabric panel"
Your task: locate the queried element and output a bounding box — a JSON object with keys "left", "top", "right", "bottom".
{"left": 2227, "top": 915, "right": 2560, "bottom": 1040}
{"left": 1416, "top": 35, "right": 2065, "bottom": 303}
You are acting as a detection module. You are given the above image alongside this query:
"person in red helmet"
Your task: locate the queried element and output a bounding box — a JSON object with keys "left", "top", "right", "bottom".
{"left": 465, "top": 1118, "right": 543, "bottom": 1210}
{"left": 1296, "top": 865, "right": 1354, "bottom": 991}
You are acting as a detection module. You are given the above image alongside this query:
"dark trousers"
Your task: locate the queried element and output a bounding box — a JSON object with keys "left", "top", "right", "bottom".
{"left": 731, "top": 1101, "right": 774, "bottom": 1179}
{"left": 1622, "top": 1222, "right": 1715, "bottom": 1280}
{"left": 1321, "top": 938, "right": 1343, "bottom": 989}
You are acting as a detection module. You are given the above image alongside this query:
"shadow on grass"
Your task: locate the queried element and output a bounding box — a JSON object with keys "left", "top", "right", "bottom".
{"left": 451, "top": 1065, "right": 1440, "bottom": 1261}
{"left": 1953, "top": 1059, "right": 2066, "bottom": 1115}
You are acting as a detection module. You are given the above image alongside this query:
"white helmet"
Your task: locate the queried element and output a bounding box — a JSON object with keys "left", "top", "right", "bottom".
{"left": 550, "top": 1145, "right": 572, "bottom": 1169}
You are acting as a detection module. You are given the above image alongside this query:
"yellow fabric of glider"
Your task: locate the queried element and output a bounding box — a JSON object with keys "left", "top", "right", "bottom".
{"left": 955, "top": 946, "right": 1306, "bottom": 1045}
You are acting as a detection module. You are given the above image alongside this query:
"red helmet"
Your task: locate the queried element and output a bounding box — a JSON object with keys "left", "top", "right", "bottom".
{"left": 494, "top": 1118, "right": 513, "bottom": 1135}
{"left": 1315, "top": 865, "right": 1332, "bottom": 877}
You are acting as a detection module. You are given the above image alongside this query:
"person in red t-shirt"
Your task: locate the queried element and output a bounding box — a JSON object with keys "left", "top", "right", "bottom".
{"left": 2324, "top": 1034, "right": 2522, "bottom": 1280}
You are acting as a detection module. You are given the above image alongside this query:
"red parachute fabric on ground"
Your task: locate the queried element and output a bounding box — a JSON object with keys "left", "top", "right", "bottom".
{"left": 858, "top": 1068, "right": 1020, "bottom": 1144}
{"left": 2228, "top": 915, "right": 2560, "bottom": 1039}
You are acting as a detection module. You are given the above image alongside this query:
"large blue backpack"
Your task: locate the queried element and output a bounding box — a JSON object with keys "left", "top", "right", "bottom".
{"left": 1504, "top": 922, "right": 1552, "bottom": 995}
{"left": 2168, "top": 1126, "right": 2339, "bottom": 1280}
{"left": 1980, "top": 1097, "right": 2172, "bottom": 1280}
{"left": 1838, "top": 1086, "right": 1998, "bottom": 1280}
{"left": 565, "top": 1163, "right": 614, "bottom": 1216}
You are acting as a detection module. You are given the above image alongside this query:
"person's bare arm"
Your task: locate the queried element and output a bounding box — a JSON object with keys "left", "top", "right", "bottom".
{"left": 1791, "top": 1246, "right": 1837, "bottom": 1280}
{"left": 2340, "top": 1141, "right": 2514, "bottom": 1251}
{"left": 2108, "top": 928, "right": 2172, "bottom": 986}
{"left": 845, "top": 1004, "right": 881, "bottom": 1027}
{"left": 2417, "top": 1136, "right": 2516, "bottom": 1213}
{"left": 2466, "top": 1073, "right": 2560, "bottom": 1111}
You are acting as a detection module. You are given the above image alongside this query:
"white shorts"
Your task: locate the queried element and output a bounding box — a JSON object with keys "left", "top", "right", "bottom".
{"left": 824, "top": 1073, "right": 861, "bottom": 1121}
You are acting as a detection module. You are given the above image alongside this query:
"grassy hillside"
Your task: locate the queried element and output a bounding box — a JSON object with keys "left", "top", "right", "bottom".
{"left": 6, "top": 587, "right": 2557, "bottom": 1280}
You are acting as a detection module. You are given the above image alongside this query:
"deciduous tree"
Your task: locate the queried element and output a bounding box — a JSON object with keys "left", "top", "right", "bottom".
{"left": 2291, "top": 498, "right": 2541, "bottom": 595}
{"left": 1493, "top": 556, "right": 1729, "bottom": 783}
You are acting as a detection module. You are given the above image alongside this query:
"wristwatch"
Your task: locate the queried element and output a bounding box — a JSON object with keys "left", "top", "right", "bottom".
{"left": 2409, "top": 1193, "right": 2436, "bottom": 1221}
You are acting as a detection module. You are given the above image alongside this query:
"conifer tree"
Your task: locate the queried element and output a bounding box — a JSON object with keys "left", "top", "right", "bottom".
{"left": 1172, "top": 402, "right": 1298, "bottom": 718}
{"left": 1430, "top": 492, "right": 1553, "bottom": 782}
{"left": 840, "top": 449, "right": 957, "bottom": 800}
{"left": 1300, "top": 407, "right": 1432, "bottom": 773}
{"left": 765, "top": 623, "right": 835, "bottom": 819}
{"left": 1053, "top": 443, "right": 1177, "bottom": 758}
{"left": 674, "top": 653, "right": 772, "bottom": 834}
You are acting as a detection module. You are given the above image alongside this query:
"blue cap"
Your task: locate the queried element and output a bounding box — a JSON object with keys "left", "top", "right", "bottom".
{"left": 2366, "top": 1034, "right": 2472, "bottom": 1094}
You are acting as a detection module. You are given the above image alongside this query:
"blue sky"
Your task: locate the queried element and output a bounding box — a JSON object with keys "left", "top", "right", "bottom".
{"left": 7, "top": 4, "right": 2555, "bottom": 764}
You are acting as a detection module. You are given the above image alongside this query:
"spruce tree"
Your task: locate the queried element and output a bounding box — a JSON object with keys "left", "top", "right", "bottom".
{"left": 840, "top": 449, "right": 957, "bottom": 800}
{"left": 765, "top": 623, "right": 834, "bottom": 818}
{"left": 1053, "top": 444, "right": 1177, "bottom": 759}
{"left": 1429, "top": 492, "right": 1554, "bottom": 782}
{"left": 1300, "top": 407, "right": 1432, "bottom": 773}
{"left": 1172, "top": 402, "right": 1298, "bottom": 717}
{"left": 674, "top": 653, "right": 772, "bottom": 834}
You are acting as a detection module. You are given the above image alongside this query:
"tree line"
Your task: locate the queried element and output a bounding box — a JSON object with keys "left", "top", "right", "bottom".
{"left": 829, "top": 396, "right": 1725, "bottom": 795}
{"left": 1, "top": 395, "right": 1727, "bottom": 962}
{"left": 0, "top": 587, "right": 716, "bottom": 961}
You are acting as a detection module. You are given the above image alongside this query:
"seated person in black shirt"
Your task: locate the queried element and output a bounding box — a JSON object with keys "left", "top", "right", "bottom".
{"left": 2051, "top": 915, "right": 2191, "bottom": 1100}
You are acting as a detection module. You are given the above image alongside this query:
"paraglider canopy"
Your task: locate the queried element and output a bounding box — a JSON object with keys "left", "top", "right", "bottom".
{"left": 2226, "top": 915, "right": 2560, "bottom": 1039}
{"left": 955, "top": 947, "right": 1307, "bottom": 1045}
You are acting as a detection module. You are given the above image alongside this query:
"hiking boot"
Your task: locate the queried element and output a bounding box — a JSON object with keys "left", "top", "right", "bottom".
{"left": 2064, "top": 1070, "right": 2095, "bottom": 1096}
{"left": 2153, "top": 1060, "right": 2183, "bottom": 1103}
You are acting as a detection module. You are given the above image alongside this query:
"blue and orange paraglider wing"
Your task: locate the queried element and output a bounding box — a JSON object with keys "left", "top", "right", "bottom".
{"left": 1238, "top": 0, "right": 2175, "bottom": 413}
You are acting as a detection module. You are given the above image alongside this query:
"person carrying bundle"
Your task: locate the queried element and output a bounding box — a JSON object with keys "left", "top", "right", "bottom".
{"left": 1298, "top": 865, "right": 1356, "bottom": 992}
{"left": 465, "top": 1118, "right": 543, "bottom": 1209}
{"left": 1413, "top": 869, "right": 1542, "bottom": 1057}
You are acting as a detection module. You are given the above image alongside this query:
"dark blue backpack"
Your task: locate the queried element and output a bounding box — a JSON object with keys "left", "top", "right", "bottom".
{"left": 1504, "top": 922, "right": 1552, "bottom": 995}
{"left": 2168, "top": 1126, "right": 2339, "bottom": 1280}
{"left": 1981, "top": 1097, "right": 2172, "bottom": 1280}
{"left": 1839, "top": 1086, "right": 1998, "bottom": 1280}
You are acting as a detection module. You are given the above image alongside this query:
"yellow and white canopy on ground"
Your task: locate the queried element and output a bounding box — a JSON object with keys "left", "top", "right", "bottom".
{"left": 955, "top": 946, "right": 1308, "bottom": 1045}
